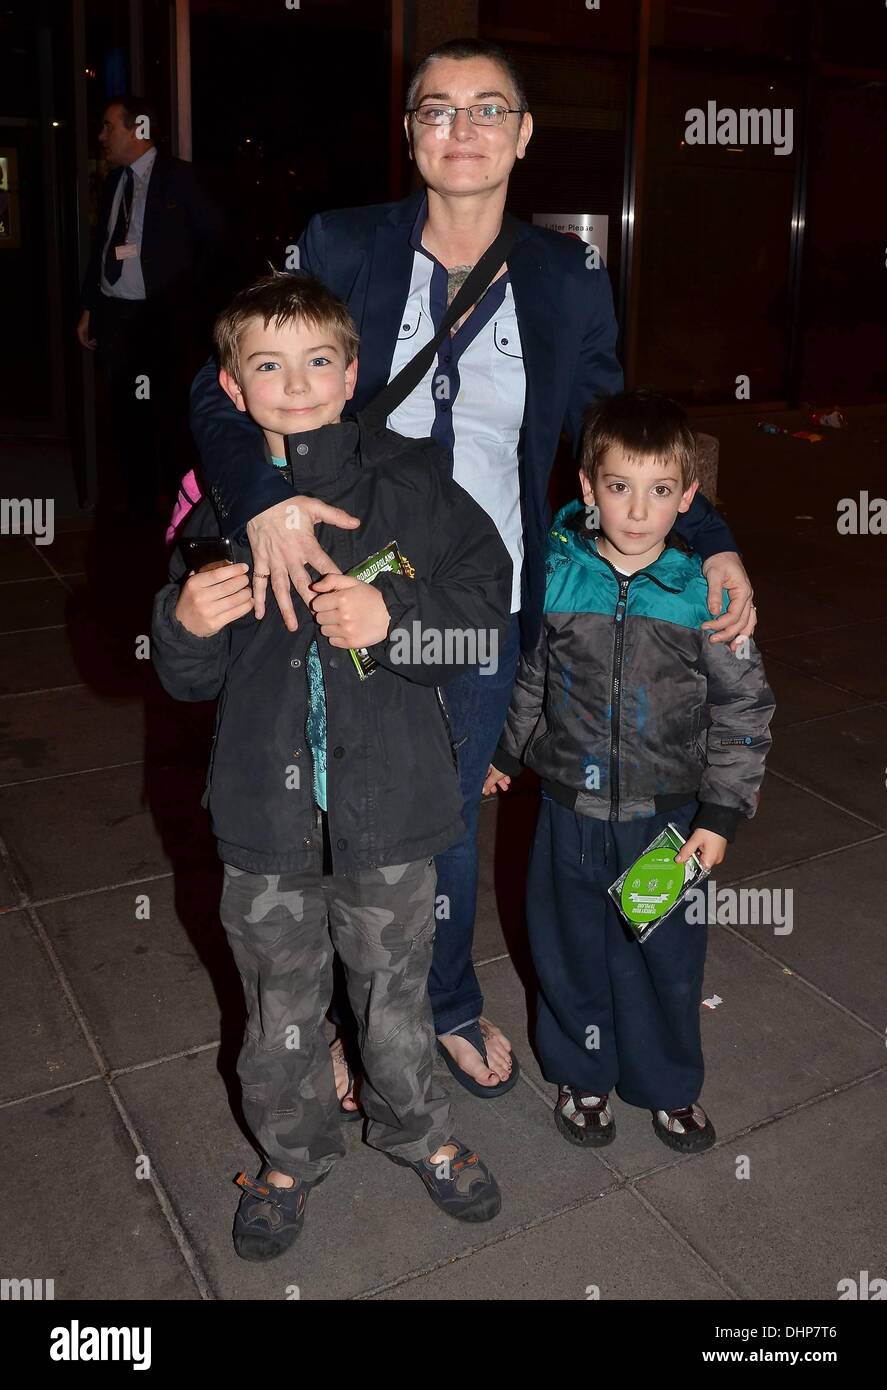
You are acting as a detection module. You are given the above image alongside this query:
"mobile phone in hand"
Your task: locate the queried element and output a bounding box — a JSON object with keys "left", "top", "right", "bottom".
{"left": 178, "top": 536, "right": 235, "bottom": 573}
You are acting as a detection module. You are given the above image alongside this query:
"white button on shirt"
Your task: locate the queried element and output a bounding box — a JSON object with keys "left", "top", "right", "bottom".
{"left": 386, "top": 249, "right": 526, "bottom": 613}
{"left": 99, "top": 146, "right": 157, "bottom": 301}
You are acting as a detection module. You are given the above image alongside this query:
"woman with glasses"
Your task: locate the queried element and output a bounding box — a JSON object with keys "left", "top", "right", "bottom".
{"left": 189, "top": 37, "right": 756, "bottom": 1109}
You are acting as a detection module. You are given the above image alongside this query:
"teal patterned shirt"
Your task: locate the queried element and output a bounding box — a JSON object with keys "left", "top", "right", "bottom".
{"left": 271, "top": 455, "right": 327, "bottom": 810}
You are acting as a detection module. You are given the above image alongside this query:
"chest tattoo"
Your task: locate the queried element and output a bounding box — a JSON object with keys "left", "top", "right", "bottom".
{"left": 447, "top": 264, "right": 475, "bottom": 307}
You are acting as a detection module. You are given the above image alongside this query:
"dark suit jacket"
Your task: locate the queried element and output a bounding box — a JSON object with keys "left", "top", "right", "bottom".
{"left": 190, "top": 189, "right": 737, "bottom": 650}
{"left": 80, "top": 152, "right": 227, "bottom": 315}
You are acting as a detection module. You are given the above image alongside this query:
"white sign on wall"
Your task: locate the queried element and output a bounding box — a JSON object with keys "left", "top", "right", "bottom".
{"left": 532, "top": 213, "right": 609, "bottom": 266}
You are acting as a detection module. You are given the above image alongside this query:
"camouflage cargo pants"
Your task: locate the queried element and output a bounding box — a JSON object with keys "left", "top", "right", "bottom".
{"left": 219, "top": 819, "right": 452, "bottom": 1183}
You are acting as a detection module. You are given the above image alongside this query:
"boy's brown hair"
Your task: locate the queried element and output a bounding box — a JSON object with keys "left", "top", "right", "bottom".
{"left": 214, "top": 270, "right": 360, "bottom": 382}
{"left": 580, "top": 389, "right": 698, "bottom": 490}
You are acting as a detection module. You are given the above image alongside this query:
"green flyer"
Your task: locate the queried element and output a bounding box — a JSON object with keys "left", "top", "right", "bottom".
{"left": 346, "top": 541, "right": 414, "bottom": 680}
{"left": 607, "top": 823, "right": 709, "bottom": 943}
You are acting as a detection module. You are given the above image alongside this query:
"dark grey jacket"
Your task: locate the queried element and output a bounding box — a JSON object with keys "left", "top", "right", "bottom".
{"left": 493, "top": 502, "right": 775, "bottom": 841}
{"left": 152, "top": 416, "right": 512, "bottom": 874}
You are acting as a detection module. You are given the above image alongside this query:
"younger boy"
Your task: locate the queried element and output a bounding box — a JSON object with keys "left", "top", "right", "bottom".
{"left": 485, "top": 390, "right": 775, "bottom": 1152}
{"left": 152, "top": 272, "right": 512, "bottom": 1259}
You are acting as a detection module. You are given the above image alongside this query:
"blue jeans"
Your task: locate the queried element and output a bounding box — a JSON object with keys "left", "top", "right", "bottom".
{"left": 429, "top": 614, "right": 521, "bottom": 1034}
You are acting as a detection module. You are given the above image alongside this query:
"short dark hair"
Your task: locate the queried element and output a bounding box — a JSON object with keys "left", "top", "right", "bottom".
{"left": 580, "top": 390, "right": 698, "bottom": 490}
{"left": 105, "top": 93, "right": 160, "bottom": 143}
{"left": 214, "top": 270, "right": 360, "bottom": 383}
{"left": 406, "top": 38, "right": 528, "bottom": 115}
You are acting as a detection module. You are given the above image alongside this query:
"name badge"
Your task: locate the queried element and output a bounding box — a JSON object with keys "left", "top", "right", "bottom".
{"left": 115, "top": 243, "right": 139, "bottom": 260}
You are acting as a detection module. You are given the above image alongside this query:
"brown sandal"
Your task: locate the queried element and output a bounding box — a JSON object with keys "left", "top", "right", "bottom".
{"left": 651, "top": 1102, "right": 715, "bottom": 1153}
{"left": 555, "top": 1085, "right": 616, "bottom": 1147}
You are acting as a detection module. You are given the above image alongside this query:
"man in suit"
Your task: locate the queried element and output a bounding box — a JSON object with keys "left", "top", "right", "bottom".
{"left": 187, "top": 39, "right": 757, "bottom": 1102}
{"left": 77, "top": 94, "right": 226, "bottom": 518}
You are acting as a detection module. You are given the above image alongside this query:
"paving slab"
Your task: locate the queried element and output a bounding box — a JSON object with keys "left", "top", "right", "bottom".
{"left": 728, "top": 838, "right": 887, "bottom": 1030}
{"left": 371, "top": 1186, "right": 728, "bottom": 1300}
{"left": 635, "top": 1073, "right": 887, "bottom": 1300}
{"left": 761, "top": 621, "right": 887, "bottom": 702}
{"left": 0, "top": 761, "right": 215, "bottom": 900}
{"left": 765, "top": 656, "right": 866, "bottom": 729}
{"left": 115, "top": 1046, "right": 621, "bottom": 1301}
{"left": 0, "top": 687, "right": 148, "bottom": 783}
{"left": 38, "top": 528, "right": 92, "bottom": 576}
{"left": 0, "top": 538, "right": 48, "bottom": 581}
{"left": 732, "top": 525, "right": 857, "bottom": 579}
{"left": 0, "top": 601, "right": 140, "bottom": 696}
{"left": 753, "top": 564, "right": 887, "bottom": 643}
{"left": 764, "top": 705, "right": 887, "bottom": 829}
{"left": 476, "top": 926, "right": 877, "bottom": 1179}
{"left": 0, "top": 627, "right": 84, "bottom": 695}
{"left": 717, "top": 772, "right": 879, "bottom": 884}
{"left": 473, "top": 797, "right": 506, "bottom": 963}
{"left": 0, "top": 577, "right": 70, "bottom": 633}
{"left": 0, "top": 855, "right": 24, "bottom": 911}
{"left": 37, "top": 869, "right": 239, "bottom": 1071}
{"left": 0, "top": 1078, "right": 201, "bottom": 1300}
{"left": 0, "top": 682, "right": 213, "bottom": 785}
{"left": 0, "top": 909, "right": 98, "bottom": 1101}
{"left": 752, "top": 577, "right": 851, "bottom": 643}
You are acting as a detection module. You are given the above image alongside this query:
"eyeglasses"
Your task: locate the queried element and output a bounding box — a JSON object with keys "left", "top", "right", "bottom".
{"left": 408, "top": 103, "right": 523, "bottom": 127}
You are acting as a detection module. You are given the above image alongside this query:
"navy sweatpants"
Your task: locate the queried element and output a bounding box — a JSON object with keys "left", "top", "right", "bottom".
{"left": 526, "top": 795, "right": 707, "bottom": 1111}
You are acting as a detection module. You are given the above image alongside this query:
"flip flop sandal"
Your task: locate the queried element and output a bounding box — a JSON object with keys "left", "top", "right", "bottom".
{"left": 555, "top": 1085, "right": 616, "bottom": 1147}
{"left": 330, "top": 1038, "right": 362, "bottom": 1123}
{"left": 651, "top": 1102, "right": 716, "bottom": 1153}
{"left": 436, "top": 1019, "right": 520, "bottom": 1099}
{"left": 232, "top": 1164, "right": 329, "bottom": 1262}
{"left": 391, "top": 1137, "right": 501, "bottom": 1222}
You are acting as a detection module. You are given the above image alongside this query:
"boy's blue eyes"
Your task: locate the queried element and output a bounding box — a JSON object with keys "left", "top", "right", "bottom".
{"left": 255, "top": 357, "right": 332, "bottom": 371}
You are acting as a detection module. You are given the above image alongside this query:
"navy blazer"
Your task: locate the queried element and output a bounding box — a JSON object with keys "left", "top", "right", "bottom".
{"left": 80, "top": 153, "right": 227, "bottom": 314}
{"left": 190, "top": 189, "right": 737, "bottom": 650}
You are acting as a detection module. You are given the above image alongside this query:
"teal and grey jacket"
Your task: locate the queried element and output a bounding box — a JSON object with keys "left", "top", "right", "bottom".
{"left": 493, "top": 501, "right": 775, "bottom": 840}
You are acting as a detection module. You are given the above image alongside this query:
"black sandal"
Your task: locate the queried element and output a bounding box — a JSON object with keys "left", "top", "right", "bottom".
{"left": 330, "top": 1037, "right": 362, "bottom": 1122}
{"left": 555, "top": 1085, "right": 616, "bottom": 1146}
{"left": 436, "top": 1020, "right": 520, "bottom": 1099}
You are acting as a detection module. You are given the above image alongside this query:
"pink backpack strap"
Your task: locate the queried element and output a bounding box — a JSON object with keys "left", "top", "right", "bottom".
{"left": 165, "top": 469, "right": 203, "bottom": 544}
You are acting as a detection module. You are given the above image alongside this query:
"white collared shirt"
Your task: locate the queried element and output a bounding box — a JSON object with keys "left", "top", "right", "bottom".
{"left": 100, "top": 145, "right": 157, "bottom": 301}
{"left": 386, "top": 249, "right": 526, "bottom": 612}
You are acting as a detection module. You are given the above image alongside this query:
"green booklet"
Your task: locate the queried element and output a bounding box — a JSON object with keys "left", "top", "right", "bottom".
{"left": 608, "top": 823, "right": 710, "bottom": 943}
{"left": 346, "top": 541, "right": 414, "bottom": 680}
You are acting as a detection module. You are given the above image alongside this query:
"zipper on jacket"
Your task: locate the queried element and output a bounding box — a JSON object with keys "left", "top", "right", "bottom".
{"left": 574, "top": 535, "right": 684, "bottom": 822}
{"left": 609, "top": 578, "right": 630, "bottom": 821}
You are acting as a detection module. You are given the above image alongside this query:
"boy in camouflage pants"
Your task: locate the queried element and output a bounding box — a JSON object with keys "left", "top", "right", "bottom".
{"left": 152, "top": 273, "right": 511, "bottom": 1259}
